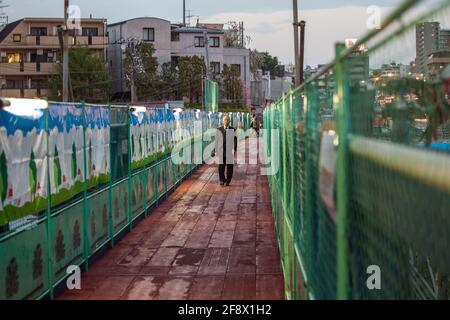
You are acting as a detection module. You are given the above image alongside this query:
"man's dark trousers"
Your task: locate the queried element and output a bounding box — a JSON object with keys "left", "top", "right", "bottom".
{"left": 219, "top": 163, "right": 234, "bottom": 184}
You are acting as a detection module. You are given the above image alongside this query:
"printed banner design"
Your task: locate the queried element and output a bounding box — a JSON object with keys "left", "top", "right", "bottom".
{"left": 84, "top": 104, "right": 110, "bottom": 189}
{"left": 0, "top": 98, "right": 250, "bottom": 301}
{"left": 130, "top": 107, "right": 176, "bottom": 170}
{"left": 0, "top": 102, "right": 48, "bottom": 226}
{"left": 48, "top": 103, "right": 85, "bottom": 207}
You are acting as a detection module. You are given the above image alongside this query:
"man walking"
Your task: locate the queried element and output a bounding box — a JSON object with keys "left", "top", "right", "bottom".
{"left": 215, "top": 115, "right": 237, "bottom": 186}
{"left": 251, "top": 114, "right": 260, "bottom": 137}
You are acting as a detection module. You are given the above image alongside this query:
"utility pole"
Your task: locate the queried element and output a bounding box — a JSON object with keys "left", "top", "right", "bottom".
{"left": 292, "top": 0, "right": 301, "bottom": 87}
{"left": 62, "top": 0, "right": 69, "bottom": 102}
{"left": 129, "top": 39, "right": 138, "bottom": 104}
{"left": 204, "top": 31, "right": 211, "bottom": 80}
{"left": 183, "top": 0, "right": 186, "bottom": 26}
{"left": 299, "top": 20, "right": 306, "bottom": 85}
{"left": 240, "top": 22, "right": 244, "bottom": 47}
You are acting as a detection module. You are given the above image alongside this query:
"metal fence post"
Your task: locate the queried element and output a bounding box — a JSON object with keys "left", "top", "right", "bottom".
{"left": 108, "top": 105, "right": 114, "bottom": 248}
{"left": 81, "top": 102, "right": 89, "bottom": 271}
{"left": 127, "top": 106, "right": 133, "bottom": 230}
{"left": 304, "top": 83, "right": 315, "bottom": 291}
{"left": 45, "top": 105, "right": 54, "bottom": 299}
{"left": 335, "top": 42, "right": 350, "bottom": 300}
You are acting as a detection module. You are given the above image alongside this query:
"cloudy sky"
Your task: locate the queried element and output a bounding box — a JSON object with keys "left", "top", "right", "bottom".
{"left": 5, "top": 0, "right": 449, "bottom": 66}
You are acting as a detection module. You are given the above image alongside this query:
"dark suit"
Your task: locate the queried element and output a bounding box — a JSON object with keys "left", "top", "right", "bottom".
{"left": 215, "top": 126, "right": 238, "bottom": 184}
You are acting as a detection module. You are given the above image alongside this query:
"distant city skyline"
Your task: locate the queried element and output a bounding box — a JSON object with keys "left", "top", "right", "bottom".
{"left": 4, "top": 0, "right": 450, "bottom": 67}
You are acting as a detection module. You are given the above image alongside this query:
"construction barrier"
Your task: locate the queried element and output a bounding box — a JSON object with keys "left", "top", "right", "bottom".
{"left": 0, "top": 98, "right": 249, "bottom": 300}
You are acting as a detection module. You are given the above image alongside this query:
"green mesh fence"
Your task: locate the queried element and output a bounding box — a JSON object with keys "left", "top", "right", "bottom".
{"left": 204, "top": 79, "right": 219, "bottom": 113}
{"left": 0, "top": 98, "right": 249, "bottom": 300}
{"left": 264, "top": 0, "right": 450, "bottom": 300}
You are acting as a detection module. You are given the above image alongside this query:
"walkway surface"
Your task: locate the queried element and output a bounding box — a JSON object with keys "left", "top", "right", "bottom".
{"left": 58, "top": 139, "right": 284, "bottom": 300}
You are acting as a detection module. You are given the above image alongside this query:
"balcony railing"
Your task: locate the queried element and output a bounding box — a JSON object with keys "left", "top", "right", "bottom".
{"left": 0, "top": 88, "right": 50, "bottom": 99}
{"left": 0, "top": 62, "right": 57, "bottom": 75}
{"left": 23, "top": 35, "right": 106, "bottom": 47}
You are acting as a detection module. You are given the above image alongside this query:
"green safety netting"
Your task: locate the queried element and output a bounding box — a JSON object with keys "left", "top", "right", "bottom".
{"left": 264, "top": 0, "right": 450, "bottom": 300}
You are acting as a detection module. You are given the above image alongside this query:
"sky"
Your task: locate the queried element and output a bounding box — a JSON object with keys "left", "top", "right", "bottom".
{"left": 4, "top": 0, "right": 449, "bottom": 66}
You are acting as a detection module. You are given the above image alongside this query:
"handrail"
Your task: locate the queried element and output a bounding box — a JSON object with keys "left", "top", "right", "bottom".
{"left": 285, "top": 0, "right": 423, "bottom": 99}
{"left": 349, "top": 135, "right": 450, "bottom": 194}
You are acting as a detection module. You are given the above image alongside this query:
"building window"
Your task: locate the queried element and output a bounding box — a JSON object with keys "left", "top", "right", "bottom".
{"left": 211, "top": 62, "right": 221, "bottom": 75}
{"left": 82, "top": 28, "right": 98, "bottom": 37}
{"left": 13, "top": 34, "right": 21, "bottom": 42}
{"left": 171, "top": 56, "right": 179, "bottom": 67}
{"left": 143, "top": 28, "right": 155, "bottom": 41}
{"left": 194, "top": 36, "right": 205, "bottom": 47}
{"left": 31, "top": 79, "right": 48, "bottom": 89}
{"left": 210, "top": 37, "right": 220, "bottom": 48}
{"left": 7, "top": 53, "right": 22, "bottom": 63}
{"left": 171, "top": 32, "right": 180, "bottom": 42}
{"left": 30, "top": 27, "right": 48, "bottom": 36}
{"left": 6, "top": 80, "right": 24, "bottom": 89}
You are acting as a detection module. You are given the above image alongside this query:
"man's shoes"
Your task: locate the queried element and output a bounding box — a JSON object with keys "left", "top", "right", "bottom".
{"left": 220, "top": 182, "right": 225, "bottom": 186}
{"left": 225, "top": 182, "right": 230, "bottom": 186}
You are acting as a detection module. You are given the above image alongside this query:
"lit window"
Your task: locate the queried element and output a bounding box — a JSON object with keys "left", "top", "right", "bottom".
{"left": 7, "top": 53, "right": 22, "bottom": 63}
{"left": 13, "top": 34, "right": 21, "bottom": 42}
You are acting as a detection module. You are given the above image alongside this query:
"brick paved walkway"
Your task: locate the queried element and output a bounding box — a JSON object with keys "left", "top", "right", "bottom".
{"left": 58, "top": 140, "right": 284, "bottom": 300}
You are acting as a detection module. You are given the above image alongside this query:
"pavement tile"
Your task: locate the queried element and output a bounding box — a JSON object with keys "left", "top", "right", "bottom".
{"left": 147, "top": 248, "right": 180, "bottom": 267}
{"left": 227, "top": 247, "right": 256, "bottom": 274}
{"left": 208, "top": 230, "right": 235, "bottom": 248}
{"left": 88, "top": 276, "right": 135, "bottom": 300}
{"left": 188, "top": 276, "right": 225, "bottom": 300}
{"left": 256, "top": 246, "right": 282, "bottom": 274}
{"left": 256, "top": 275, "right": 285, "bottom": 300}
{"left": 222, "top": 274, "right": 256, "bottom": 300}
{"left": 198, "top": 248, "right": 230, "bottom": 275}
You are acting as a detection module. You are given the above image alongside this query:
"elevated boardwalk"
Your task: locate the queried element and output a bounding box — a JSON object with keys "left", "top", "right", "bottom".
{"left": 58, "top": 139, "right": 285, "bottom": 300}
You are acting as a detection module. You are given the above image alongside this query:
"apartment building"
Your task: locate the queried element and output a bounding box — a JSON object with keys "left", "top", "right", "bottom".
{"left": 107, "top": 17, "right": 250, "bottom": 104}
{"left": 0, "top": 17, "right": 107, "bottom": 99}
{"left": 416, "top": 22, "right": 450, "bottom": 75}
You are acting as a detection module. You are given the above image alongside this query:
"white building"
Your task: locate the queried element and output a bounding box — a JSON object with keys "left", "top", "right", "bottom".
{"left": 107, "top": 17, "right": 250, "bottom": 104}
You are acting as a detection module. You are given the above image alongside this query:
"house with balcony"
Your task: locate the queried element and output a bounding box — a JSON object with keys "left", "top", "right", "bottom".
{"left": 0, "top": 17, "right": 107, "bottom": 99}
{"left": 107, "top": 17, "right": 250, "bottom": 105}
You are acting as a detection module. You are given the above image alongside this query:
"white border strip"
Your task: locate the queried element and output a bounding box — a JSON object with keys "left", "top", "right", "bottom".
{"left": 349, "top": 136, "right": 450, "bottom": 193}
